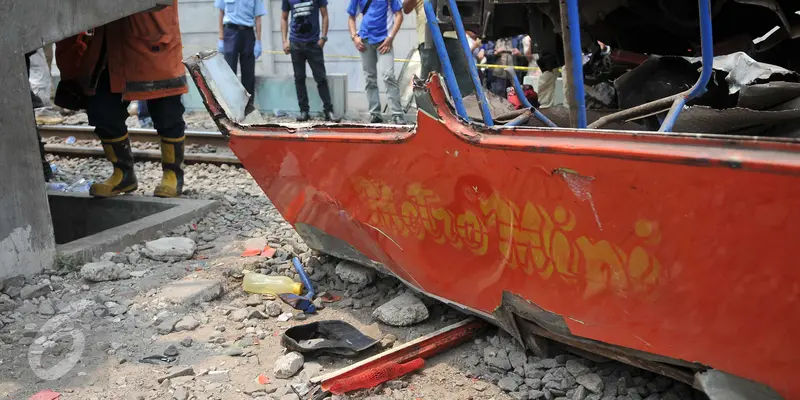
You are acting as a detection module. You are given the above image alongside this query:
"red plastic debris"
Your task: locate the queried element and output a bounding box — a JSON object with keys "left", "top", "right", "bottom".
{"left": 318, "top": 292, "right": 341, "bottom": 303}
{"left": 260, "top": 246, "right": 276, "bottom": 258}
{"left": 241, "top": 248, "right": 262, "bottom": 257}
{"left": 257, "top": 374, "right": 270, "bottom": 384}
{"left": 327, "top": 358, "right": 424, "bottom": 394}
{"left": 29, "top": 390, "right": 61, "bottom": 400}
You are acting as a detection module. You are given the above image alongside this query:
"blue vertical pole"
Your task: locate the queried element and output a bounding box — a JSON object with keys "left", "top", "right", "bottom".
{"left": 565, "top": 0, "right": 587, "bottom": 128}
{"left": 423, "top": 0, "right": 469, "bottom": 121}
{"left": 445, "top": 0, "right": 494, "bottom": 126}
{"left": 658, "top": 0, "right": 713, "bottom": 132}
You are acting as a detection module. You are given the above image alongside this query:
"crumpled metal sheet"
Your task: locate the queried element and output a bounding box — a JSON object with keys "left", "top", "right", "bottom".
{"left": 695, "top": 370, "right": 784, "bottom": 400}
{"left": 672, "top": 106, "right": 800, "bottom": 135}
{"left": 609, "top": 52, "right": 800, "bottom": 135}
{"left": 698, "top": 52, "right": 797, "bottom": 94}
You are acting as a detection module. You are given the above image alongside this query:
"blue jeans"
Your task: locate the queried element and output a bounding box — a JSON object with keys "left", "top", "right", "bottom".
{"left": 290, "top": 41, "right": 334, "bottom": 113}
{"left": 223, "top": 25, "right": 256, "bottom": 96}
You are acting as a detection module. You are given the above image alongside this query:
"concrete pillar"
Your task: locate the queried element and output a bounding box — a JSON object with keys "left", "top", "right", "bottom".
{"left": 0, "top": 56, "right": 56, "bottom": 279}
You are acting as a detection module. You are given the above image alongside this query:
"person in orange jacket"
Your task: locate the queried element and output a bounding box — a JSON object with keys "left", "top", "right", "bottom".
{"left": 55, "top": 2, "right": 188, "bottom": 198}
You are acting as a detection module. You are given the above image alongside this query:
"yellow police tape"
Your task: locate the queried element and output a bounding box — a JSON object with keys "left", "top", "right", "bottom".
{"left": 182, "top": 43, "right": 540, "bottom": 72}
{"left": 260, "top": 50, "right": 541, "bottom": 71}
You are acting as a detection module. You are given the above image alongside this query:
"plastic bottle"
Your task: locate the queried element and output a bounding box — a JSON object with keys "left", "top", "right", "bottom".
{"left": 243, "top": 273, "right": 302, "bottom": 295}
{"left": 66, "top": 178, "right": 93, "bottom": 193}
{"left": 65, "top": 136, "right": 76, "bottom": 144}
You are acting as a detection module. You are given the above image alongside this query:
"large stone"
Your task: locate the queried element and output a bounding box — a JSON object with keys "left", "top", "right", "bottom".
{"left": 20, "top": 283, "right": 51, "bottom": 300}
{"left": 566, "top": 359, "right": 590, "bottom": 377}
{"left": 38, "top": 302, "right": 55, "bottom": 315}
{"left": 157, "top": 317, "right": 180, "bottom": 335}
{"left": 528, "top": 390, "right": 545, "bottom": 400}
{"left": 174, "top": 315, "right": 200, "bottom": 332}
{"left": 160, "top": 280, "right": 223, "bottom": 305}
{"left": 372, "top": 293, "right": 429, "bottom": 326}
{"left": 334, "top": 261, "right": 376, "bottom": 286}
{"left": 265, "top": 301, "right": 282, "bottom": 317}
{"left": 499, "top": 377, "right": 521, "bottom": 392}
{"left": 509, "top": 350, "right": 527, "bottom": 371}
{"left": 576, "top": 373, "right": 604, "bottom": 394}
{"left": 274, "top": 352, "right": 304, "bottom": 379}
{"left": 573, "top": 385, "right": 589, "bottom": 400}
{"left": 145, "top": 237, "right": 196, "bottom": 261}
{"left": 0, "top": 296, "right": 15, "bottom": 312}
{"left": 484, "top": 346, "right": 512, "bottom": 371}
{"left": 80, "top": 261, "right": 130, "bottom": 282}
{"left": 230, "top": 308, "right": 248, "bottom": 322}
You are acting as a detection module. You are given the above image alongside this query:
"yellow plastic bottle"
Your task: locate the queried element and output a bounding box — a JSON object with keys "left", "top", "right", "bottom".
{"left": 243, "top": 273, "right": 303, "bottom": 295}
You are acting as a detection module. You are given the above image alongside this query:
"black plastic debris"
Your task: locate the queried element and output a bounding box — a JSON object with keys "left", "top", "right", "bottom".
{"left": 282, "top": 320, "right": 379, "bottom": 357}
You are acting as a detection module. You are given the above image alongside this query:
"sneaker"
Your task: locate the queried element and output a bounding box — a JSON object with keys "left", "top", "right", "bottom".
{"left": 324, "top": 111, "right": 342, "bottom": 123}
{"left": 392, "top": 115, "right": 407, "bottom": 125}
{"left": 297, "top": 111, "right": 310, "bottom": 122}
{"left": 369, "top": 114, "right": 383, "bottom": 124}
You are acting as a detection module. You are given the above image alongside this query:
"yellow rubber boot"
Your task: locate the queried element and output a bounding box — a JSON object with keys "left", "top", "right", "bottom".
{"left": 154, "top": 136, "right": 185, "bottom": 198}
{"left": 89, "top": 134, "right": 138, "bottom": 198}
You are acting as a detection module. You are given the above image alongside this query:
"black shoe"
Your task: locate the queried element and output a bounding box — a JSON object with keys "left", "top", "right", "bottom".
{"left": 392, "top": 115, "right": 407, "bottom": 125}
{"left": 297, "top": 111, "right": 310, "bottom": 122}
{"left": 369, "top": 114, "right": 383, "bottom": 124}
{"left": 324, "top": 111, "right": 342, "bottom": 123}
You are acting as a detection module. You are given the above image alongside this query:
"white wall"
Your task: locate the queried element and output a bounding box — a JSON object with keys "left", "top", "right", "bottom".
{"left": 178, "top": 0, "right": 419, "bottom": 113}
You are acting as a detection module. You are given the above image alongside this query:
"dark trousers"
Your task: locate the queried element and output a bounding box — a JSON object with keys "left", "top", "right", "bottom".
{"left": 88, "top": 70, "right": 185, "bottom": 140}
{"left": 223, "top": 25, "right": 256, "bottom": 96}
{"left": 290, "top": 41, "right": 333, "bottom": 113}
{"left": 418, "top": 38, "right": 475, "bottom": 97}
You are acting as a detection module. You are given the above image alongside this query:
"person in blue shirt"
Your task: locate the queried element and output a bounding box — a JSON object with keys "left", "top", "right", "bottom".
{"left": 347, "top": 0, "right": 406, "bottom": 124}
{"left": 281, "top": 0, "right": 341, "bottom": 122}
{"left": 215, "top": 0, "right": 267, "bottom": 96}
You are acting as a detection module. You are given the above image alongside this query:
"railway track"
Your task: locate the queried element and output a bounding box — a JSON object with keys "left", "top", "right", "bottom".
{"left": 39, "top": 125, "right": 241, "bottom": 165}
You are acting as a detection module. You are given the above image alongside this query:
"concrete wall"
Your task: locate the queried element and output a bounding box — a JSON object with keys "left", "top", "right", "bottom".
{"left": 178, "top": 0, "right": 420, "bottom": 117}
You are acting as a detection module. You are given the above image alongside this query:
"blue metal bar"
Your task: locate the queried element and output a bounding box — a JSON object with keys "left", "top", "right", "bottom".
{"left": 507, "top": 67, "right": 558, "bottom": 128}
{"left": 658, "top": 0, "right": 713, "bottom": 132}
{"left": 565, "top": 0, "right": 587, "bottom": 128}
{"left": 445, "top": 0, "right": 494, "bottom": 126}
{"left": 292, "top": 257, "right": 315, "bottom": 300}
{"left": 504, "top": 111, "right": 532, "bottom": 127}
{"left": 423, "top": 1, "right": 469, "bottom": 121}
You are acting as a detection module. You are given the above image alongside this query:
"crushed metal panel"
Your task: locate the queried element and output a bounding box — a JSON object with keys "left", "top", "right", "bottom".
{"left": 696, "top": 370, "right": 784, "bottom": 400}
{"left": 194, "top": 51, "right": 264, "bottom": 124}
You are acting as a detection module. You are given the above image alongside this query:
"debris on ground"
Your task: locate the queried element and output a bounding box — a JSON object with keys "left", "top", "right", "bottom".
{"left": 372, "top": 292, "right": 429, "bottom": 326}
{"left": 79, "top": 261, "right": 130, "bottom": 282}
{"left": 144, "top": 237, "right": 197, "bottom": 261}
{"left": 274, "top": 351, "right": 305, "bottom": 379}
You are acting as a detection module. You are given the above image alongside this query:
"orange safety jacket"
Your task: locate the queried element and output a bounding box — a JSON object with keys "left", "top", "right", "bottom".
{"left": 55, "top": 2, "right": 188, "bottom": 102}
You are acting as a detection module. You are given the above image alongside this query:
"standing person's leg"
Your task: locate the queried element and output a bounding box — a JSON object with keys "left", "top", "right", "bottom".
{"left": 537, "top": 69, "right": 556, "bottom": 108}
{"left": 147, "top": 95, "right": 186, "bottom": 198}
{"left": 223, "top": 26, "right": 240, "bottom": 76}
{"left": 361, "top": 43, "right": 382, "bottom": 122}
{"left": 306, "top": 42, "right": 340, "bottom": 121}
{"left": 378, "top": 46, "right": 404, "bottom": 123}
{"left": 239, "top": 28, "right": 257, "bottom": 96}
{"left": 86, "top": 70, "right": 138, "bottom": 197}
{"left": 290, "top": 42, "right": 310, "bottom": 120}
